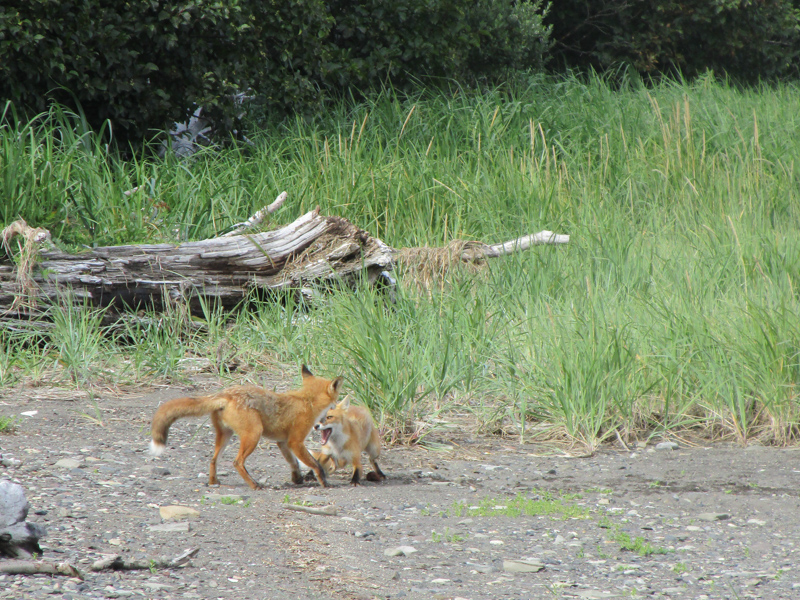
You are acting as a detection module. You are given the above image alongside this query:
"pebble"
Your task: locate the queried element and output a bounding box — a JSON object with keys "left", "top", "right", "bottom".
{"left": 354, "top": 531, "right": 376, "bottom": 538}
{"left": 54, "top": 458, "right": 81, "bottom": 469}
{"left": 384, "top": 546, "right": 417, "bottom": 557}
{"left": 159, "top": 505, "right": 200, "bottom": 520}
{"left": 696, "top": 512, "right": 730, "bottom": 522}
{"left": 503, "top": 559, "right": 544, "bottom": 573}
{"left": 573, "top": 591, "right": 617, "bottom": 599}
{"left": 148, "top": 522, "right": 191, "bottom": 532}
{"left": 655, "top": 442, "right": 680, "bottom": 450}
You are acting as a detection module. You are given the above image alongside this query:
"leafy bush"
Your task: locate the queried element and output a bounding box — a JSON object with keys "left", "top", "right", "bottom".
{"left": 1, "top": 1, "right": 255, "bottom": 147}
{"left": 325, "top": 0, "right": 551, "bottom": 89}
{"left": 546, "top": 0, "right": 800, "bottom": 82}
{"left": 0, "top": 1, "right": 551, "bottom": 147}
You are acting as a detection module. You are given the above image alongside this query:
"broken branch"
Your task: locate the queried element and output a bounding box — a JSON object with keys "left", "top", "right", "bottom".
{"left": 282, "top": 504, "right": 338, "bottom": 516}
{"left": 0, "top": 560, "right": 82, "bottom": 578}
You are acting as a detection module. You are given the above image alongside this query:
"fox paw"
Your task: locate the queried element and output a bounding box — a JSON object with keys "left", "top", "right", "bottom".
{"left": 365, "top": 472, "right": 386, "bottom": 482}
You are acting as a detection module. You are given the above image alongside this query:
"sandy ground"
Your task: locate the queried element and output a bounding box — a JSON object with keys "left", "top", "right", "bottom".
{"left": 2, "top": 380, "right": 800, "bottom": 599}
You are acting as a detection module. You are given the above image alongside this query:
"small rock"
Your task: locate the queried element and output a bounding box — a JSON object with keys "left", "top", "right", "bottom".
{"left": 430, "top": 578, "right": 450, "bottom": 584}
{"left": 503, "top": 559, "right": 545, "bottom": 573}
{"left": 354, "top": 531, "right": 375, "bottom": 538}
{"left": 573, "top": 591, "right": 617, "bottom": 599}
{"left": 159, "top": 505, "right": 200, "bottom": 520}
{"left": 148, "top": 522, "right": 190, "bottom": 532}
{"left": 747, "top": 518, "right": 766, "bottom": 526}
{"left": 384, "top": 546, "right": 417, "bottom": 557}
{"left": 490, "top": 539, "right": 504, "bottom": 545}
{"left": 54, "top": 458, "right": 81, "bottom": 469}
{"left": 655, "top": 442, "right": 679, "bottom": 451}
{"left": 696, "top": 513, "right": 730, "bottom": 522}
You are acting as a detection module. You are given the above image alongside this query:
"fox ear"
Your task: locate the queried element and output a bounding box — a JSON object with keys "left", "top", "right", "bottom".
{"left": 301, "top": 364, "right": 314, "bottom": 378}
{"left": 328, "top": 376, "right": 343, "bottom": 397}
{"left": 338, "top": 396, "right": 350, "bottom": 410}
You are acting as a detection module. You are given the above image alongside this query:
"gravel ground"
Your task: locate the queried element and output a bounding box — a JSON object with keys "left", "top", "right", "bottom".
{"left": 2, "top": 380, "right": 800, "bottom": 600}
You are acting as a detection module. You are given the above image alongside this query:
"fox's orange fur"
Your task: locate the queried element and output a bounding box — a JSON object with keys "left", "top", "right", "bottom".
{"left": 149, "top": 365, "right": 342, "bottom": 489}
{"left": 310, "top": 397, "right": 386, "bottom": 485}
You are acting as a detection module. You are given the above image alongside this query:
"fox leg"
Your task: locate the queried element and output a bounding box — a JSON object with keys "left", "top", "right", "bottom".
{"left": 232, "top": 430, "right": 263, "bottom": 490}
{"left": 365, "top": 457, "right": 387, "bottom": 482}
{"left": 350, "top": 453, "right": 363, "bottom": 486}
{"left": 304, "top": 452, "right": 334, "bottom": 482}
{"left": 365, "top": 433, "right": 386, "bottom": 482}
{"left": 277, "top": 441, "right": 305, "bottom": 485}
{"left": 287, "top": 438, "right": 328, "bottom": 488}
{"left": 209, "top": 413, "right": 234, "bottom": 486}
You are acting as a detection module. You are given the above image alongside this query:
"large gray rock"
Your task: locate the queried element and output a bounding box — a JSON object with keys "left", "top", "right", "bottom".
{"left": 0, "top": 480, "right": 47, "bottom": 558}
{"left": 0, "top": 479, "right": 28, "bottom": 526}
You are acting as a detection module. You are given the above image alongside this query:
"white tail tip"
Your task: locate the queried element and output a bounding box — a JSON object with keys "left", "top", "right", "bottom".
{"left": 149, "top": 440, "right": 166, "bottom": 456}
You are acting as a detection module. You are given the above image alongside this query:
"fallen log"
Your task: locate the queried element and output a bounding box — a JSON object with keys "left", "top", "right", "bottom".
{"left": 0, "top": 206, "right": 394, "bottom": 317}
{"left": 0, "top": 195, "right": 568, "bottom": 318}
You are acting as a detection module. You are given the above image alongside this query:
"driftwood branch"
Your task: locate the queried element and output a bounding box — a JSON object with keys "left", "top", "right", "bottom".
{"left": 90, "top": 547, "right": 199, "bottom": 571}
{"left": 221, "top": 192, "right": 287, "bottom": 237}
{"left": 282, "top": 504, "right": 338, "bottom": 516}
{"left": 0, "top": 560, "right": 82, "bottom": 578}
{"left": 462, "top": 231, "right": 570, "bottom": 260}
{"left": 0, "top": 547, "right": 199, "bottom": 579}
{"left": 0, "top": 196, "right": 568, "bottom": 318}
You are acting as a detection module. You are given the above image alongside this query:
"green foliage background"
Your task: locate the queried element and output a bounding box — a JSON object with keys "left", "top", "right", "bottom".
{"left": 0, "top": 0, "right": 550, "bottom": 146}
{"left": 546, "top": 0, "right": 800, "bottom": 81}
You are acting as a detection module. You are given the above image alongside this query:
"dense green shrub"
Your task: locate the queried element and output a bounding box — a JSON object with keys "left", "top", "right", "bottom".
{"left": 0, "top": 1, "right": 264, "bottom": 146}
{"left": 546, "top": 0, "right": 800, "bottom": 82}
{"left": 1, "top": 1, "right": 551, "bottom": 147}
{"left": 325, "top": 0, "right": 550, "bottom": 89}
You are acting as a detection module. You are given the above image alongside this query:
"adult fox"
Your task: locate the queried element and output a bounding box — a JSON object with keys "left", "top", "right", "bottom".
{"left": 309, "top": 397, "right": 386, "bottom": 485}
{"left": 149, "top": 365, "right": 342, "bottom": 489}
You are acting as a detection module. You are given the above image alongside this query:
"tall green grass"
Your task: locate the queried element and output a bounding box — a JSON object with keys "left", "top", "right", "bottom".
{"left": 2, "top": 73, "right": 799, "bottom": 446}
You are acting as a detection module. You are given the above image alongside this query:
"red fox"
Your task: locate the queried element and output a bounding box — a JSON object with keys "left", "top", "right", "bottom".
{"left": 309, "top": 397, "right": 386, "bottom": 485}
{"left": 149, "top": 365, "right": 342, "bottom": 489}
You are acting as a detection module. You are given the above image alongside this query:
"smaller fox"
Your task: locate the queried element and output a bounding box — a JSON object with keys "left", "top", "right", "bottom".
{"left": 309, "top": 397, "right": 386, "bottom": 485}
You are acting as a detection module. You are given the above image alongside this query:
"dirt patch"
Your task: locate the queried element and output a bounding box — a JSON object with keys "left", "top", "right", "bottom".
{"left": 1, "top": 381, "right": 799, "bottom": 599}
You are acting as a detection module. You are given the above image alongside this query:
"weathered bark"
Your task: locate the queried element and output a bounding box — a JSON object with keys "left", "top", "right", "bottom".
{"left": 0, "top": 208, "right": 568, "bottom": 319}
{"left": 0, "top": 208, "right": 394, "bottom": 317}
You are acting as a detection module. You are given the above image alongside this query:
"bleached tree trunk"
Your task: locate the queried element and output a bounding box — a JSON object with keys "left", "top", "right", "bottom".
{"left": 0, "top": 202, "right": 568, "bottom": 319}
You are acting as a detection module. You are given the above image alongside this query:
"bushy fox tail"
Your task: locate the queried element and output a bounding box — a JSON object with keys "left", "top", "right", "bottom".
{"left": 150, "top": 394, "right": 227, "bottom": 455}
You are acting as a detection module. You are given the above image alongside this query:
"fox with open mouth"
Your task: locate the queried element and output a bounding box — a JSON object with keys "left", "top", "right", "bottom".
{"left": 310, "top": 397, "right": 386, "bottom": 485}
